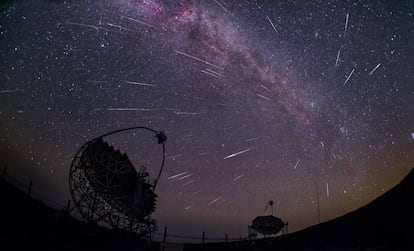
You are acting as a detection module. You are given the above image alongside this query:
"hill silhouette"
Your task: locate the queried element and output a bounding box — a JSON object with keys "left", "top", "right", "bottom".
{"left": 1, "top": 167, "right": 413, "bottom": 251}
{"left": 185, "top": 167, "right": 414, "bottom": 250}
{"left": 0, "top": 176, "right": 158, "bottom": 251}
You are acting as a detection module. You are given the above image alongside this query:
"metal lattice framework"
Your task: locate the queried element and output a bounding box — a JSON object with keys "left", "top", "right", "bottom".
{"left": 69, "top": 127, "right": 166, "bottom": 237}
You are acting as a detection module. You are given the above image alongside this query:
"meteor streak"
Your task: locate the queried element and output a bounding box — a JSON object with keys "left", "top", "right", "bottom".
{"left": 168, "top": 172, "right": 189, "bottom": 180}
{"left": 125, "top": 80, "right": 156, "bottom": 87}
{"left": 335, "top": 49, "right": 341, "bottom": 67}
{"left": 256, "top": 94, "right": 272, "bottom": 101}
{"left": 326, "top": 182, "right": 330, "bottom": 197}
{"left": 208, "top": 196, "right": 223, "bottom": 205}
{"left": 121, "top": 15, "right": 157, "bottom": 29}
{"left": 224, "top": 147, "right": 256, "bottom": 160}
{"left": 205, "top": 68, "right": 224, "bottom": 77}
{"left": 96, "top": 108, "right": 159, "bottom": 111}
{"left": 176, "top": 50, "right": 223, "bottom": 70}
{"left": 245, "top": 137, "right": 259, "bottom": 142}
{"left": 260, "top": 84, "right": 272, "bottom": 93}
{"left": 344, "top": 13, "right": 349, "bottom": 36}
{"left": 106, "top": 23, "right": 132, "bottom": 32}
{"left": 232, "top": 175, "right": 244, "bottom": 181}
{"left": 294, "top": 159, "right": 300, "bottom": 169}
{"left": 369, "top": 63, "right": 381, "bottom": 76}
{"left": 201, "top": 68, "right": 224, "bottom": 78}
{"left": 67, "top": 21, "right": 122, "bottom": 34}
{"left": 174, "top": 111, "right": 200, "bottom": 115}
{"left": 201, "top": 69, "right": 221, "bottom": 78}
{"left": 183, "top": 180, "right": 195, "bottom": 186}
{"left": 214, "top": 0, "right": 232, "bottom": 15}
{"left": 178, "top": 174, "right": 193, "bottom": 180}
{"left": 0, "top": 89, "right": 19, "bottom": 94}
{"left": 343, "top": 68, "right": 355, "bottom": 87}
{"left": 266, "top": 16, "right": 278, "bottom": 33}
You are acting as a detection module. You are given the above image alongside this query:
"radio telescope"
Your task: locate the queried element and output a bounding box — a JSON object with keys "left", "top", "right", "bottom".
{"left": 69, "top": 126, "right": 166, "bottom": 237}
{"left": 248, "top": 201, "right": 288, "bottom": 239}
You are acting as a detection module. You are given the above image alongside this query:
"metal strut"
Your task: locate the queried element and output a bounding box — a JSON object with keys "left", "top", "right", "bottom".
{"left": 80, "top": 126, "right": 167, "bottom": 190}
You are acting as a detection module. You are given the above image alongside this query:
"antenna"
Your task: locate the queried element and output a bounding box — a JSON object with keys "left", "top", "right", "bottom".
{"left": 264, "top": 200, "right": 274, "bottom": 215}
{"left": 315, "top": 180, "right": 321, "bottom": 224}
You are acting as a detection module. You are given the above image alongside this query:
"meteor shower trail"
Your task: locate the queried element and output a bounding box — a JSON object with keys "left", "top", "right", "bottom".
{"left": 1, "top": 0, "right": 412, "bottom": 240}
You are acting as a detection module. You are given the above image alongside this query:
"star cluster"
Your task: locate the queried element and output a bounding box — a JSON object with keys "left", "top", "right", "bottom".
{"left": 1, "top": 0, "right": 413, "bottom": 239}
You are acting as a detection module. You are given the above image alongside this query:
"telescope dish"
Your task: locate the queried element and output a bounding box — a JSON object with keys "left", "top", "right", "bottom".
{"left": 69, "top": 127, "right": 166, "bottom": 237}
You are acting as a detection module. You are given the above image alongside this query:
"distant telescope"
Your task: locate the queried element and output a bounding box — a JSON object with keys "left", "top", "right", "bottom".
{"left": 248, "top": 201, "right": 288, "bottom": 239}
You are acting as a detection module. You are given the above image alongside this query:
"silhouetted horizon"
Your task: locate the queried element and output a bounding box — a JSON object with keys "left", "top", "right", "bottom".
{"left": 1, "top": 0, "right": 414, "bottom": 240}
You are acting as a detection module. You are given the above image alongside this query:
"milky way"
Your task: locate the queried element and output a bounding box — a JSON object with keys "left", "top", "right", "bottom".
{"left": 1, "top": 0, "right": 413, "bottom": 241}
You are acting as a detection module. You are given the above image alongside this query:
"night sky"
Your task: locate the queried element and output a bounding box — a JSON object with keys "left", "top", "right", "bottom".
{"left": 1, "top": 0, "right": 414, "bottom": 240}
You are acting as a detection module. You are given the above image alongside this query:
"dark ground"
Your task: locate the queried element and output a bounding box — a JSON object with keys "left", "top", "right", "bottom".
{"left": 185, "top": 167, "right": 414, "bottom": 251}
{"left": 1, "top": 167, "right": 413, "bottom": 251}
{"left": 0, "top": 175, "right": 159, "bottom": 251}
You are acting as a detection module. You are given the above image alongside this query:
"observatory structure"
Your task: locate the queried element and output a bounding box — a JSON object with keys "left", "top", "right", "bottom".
{"left": 248, "top": 201, "right": 288, "bottom": 239}
{"left": 69, "top": 127, "right": 166, "bottom": 237}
